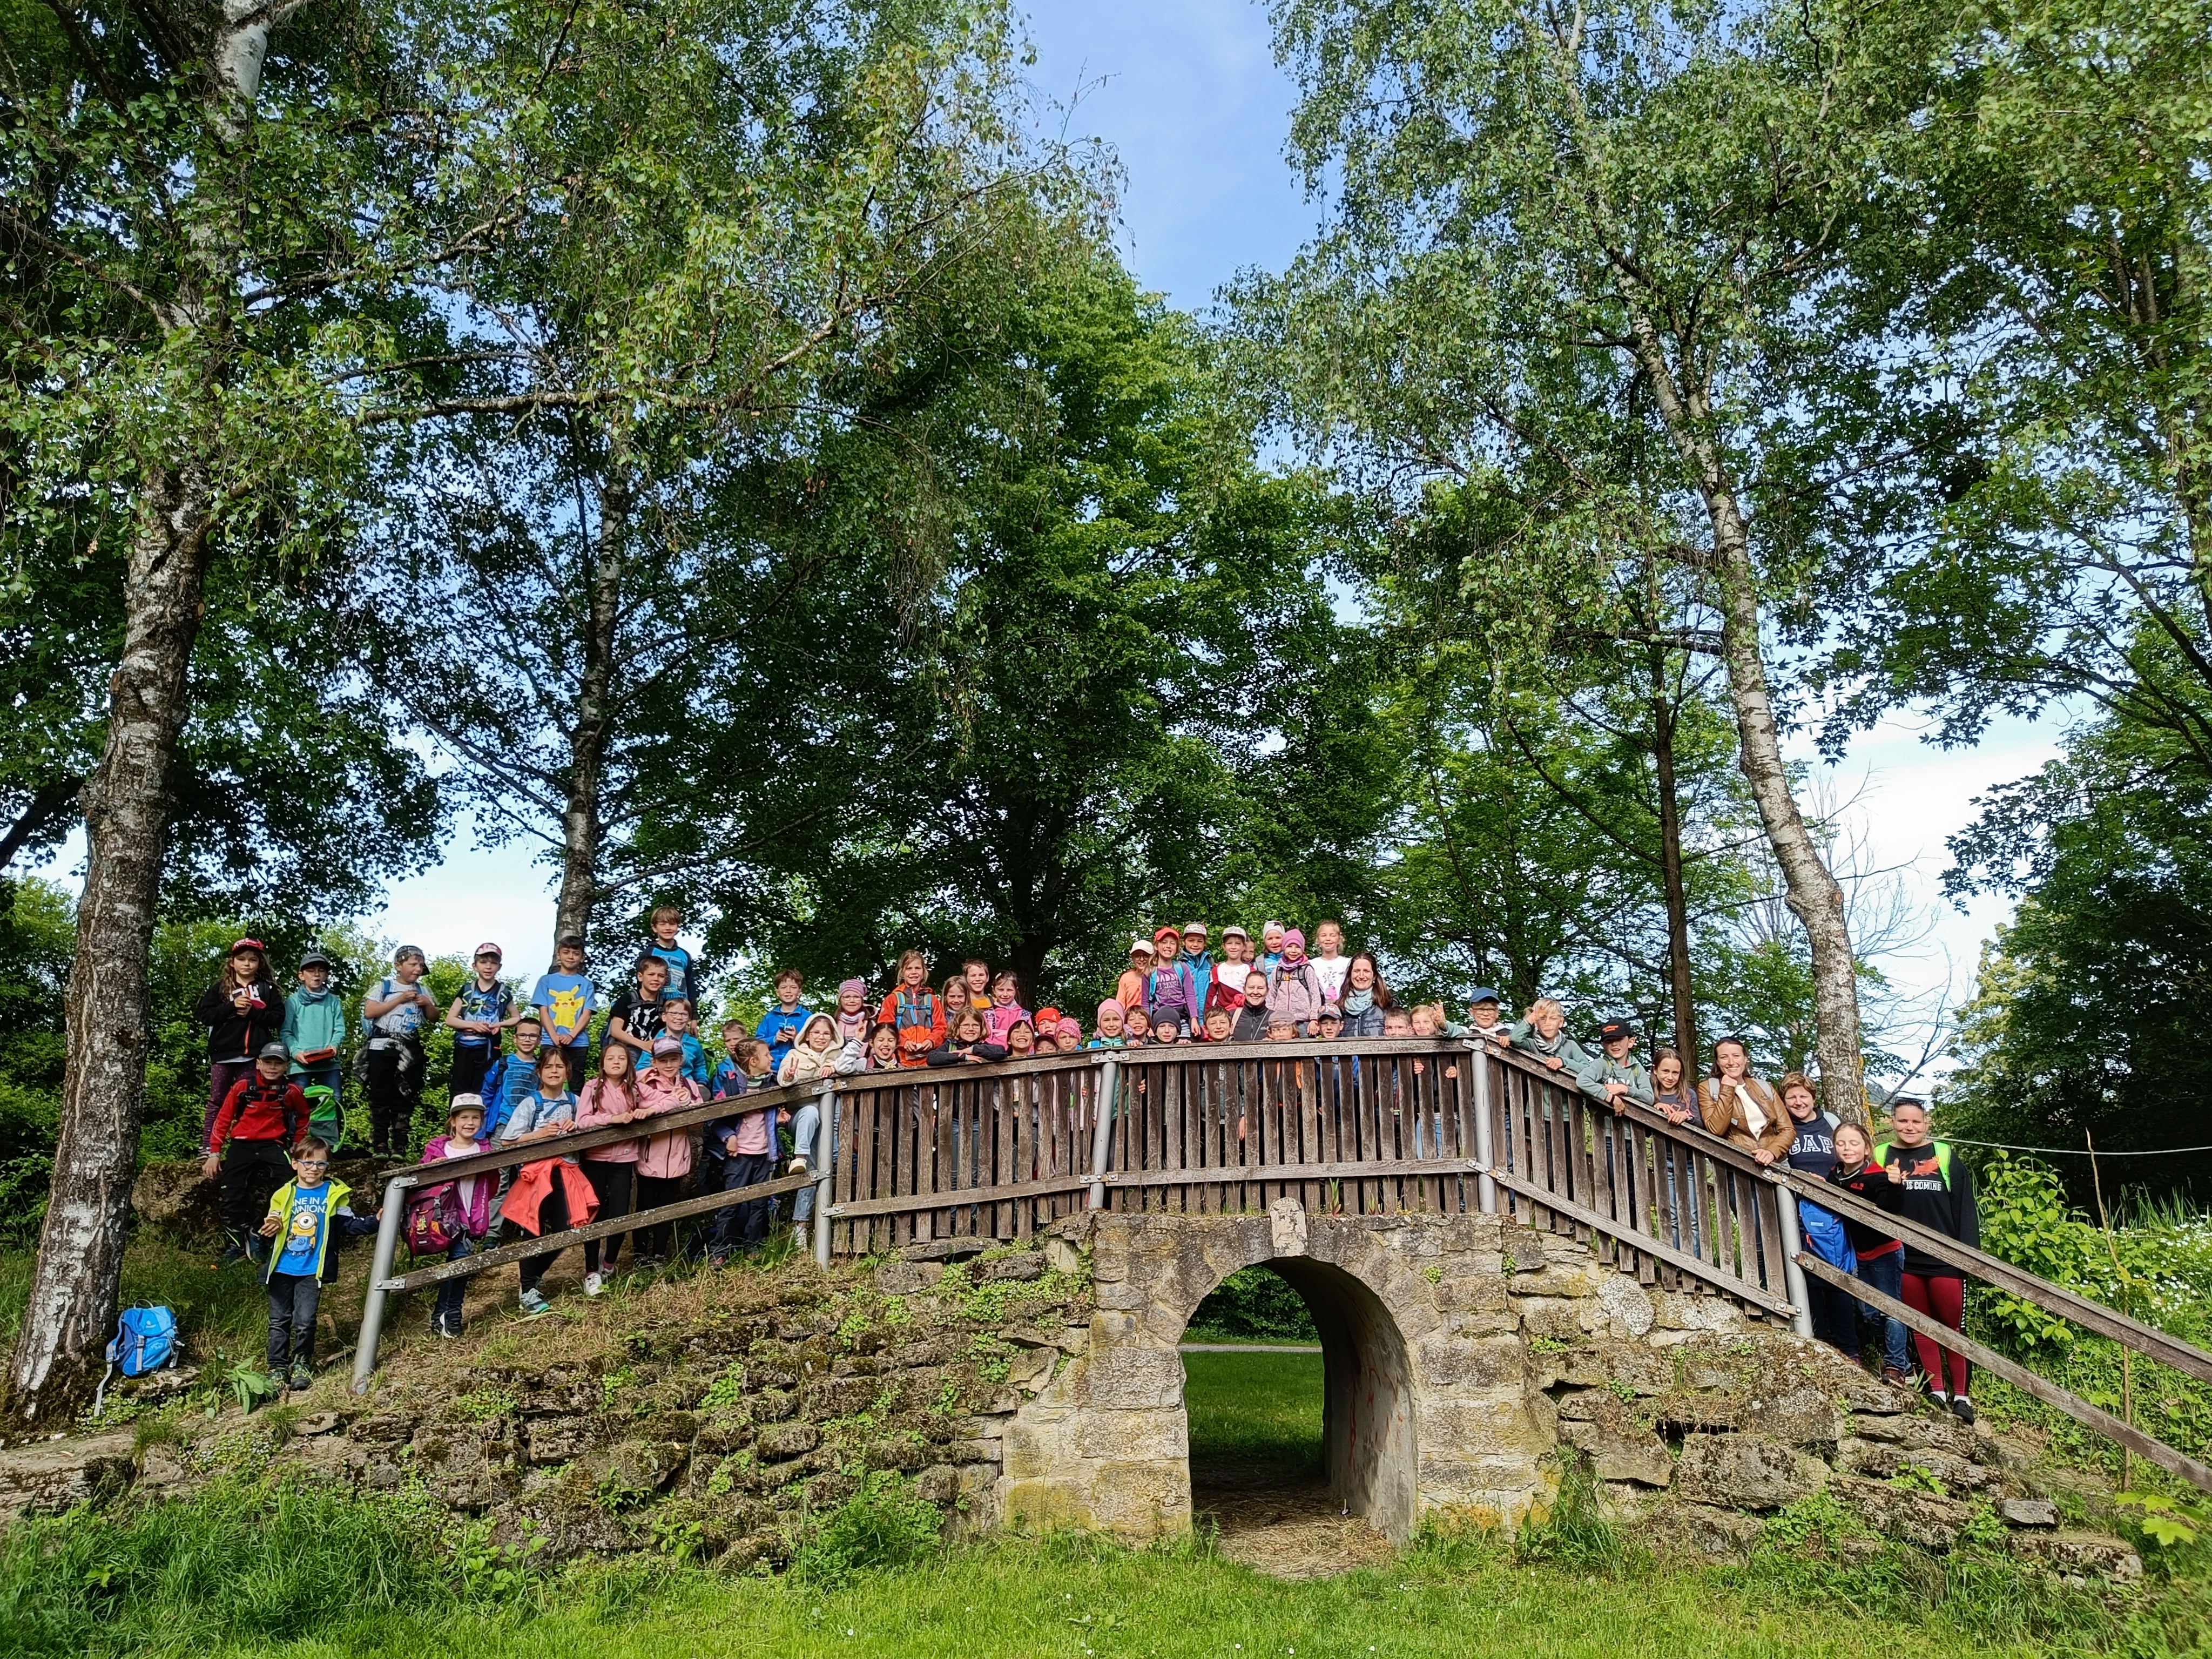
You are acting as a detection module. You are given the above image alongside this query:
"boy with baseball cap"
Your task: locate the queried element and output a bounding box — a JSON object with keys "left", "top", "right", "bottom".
{"left": 444, "top": 941, "right": 517, "bottom": 1099}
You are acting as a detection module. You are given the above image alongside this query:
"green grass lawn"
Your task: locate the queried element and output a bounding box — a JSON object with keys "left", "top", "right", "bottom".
{"left": 135, "top": 1535, "right": 2208, "bottom": 1659}
{"left": 1183, "top": 1348, "right": 1324, "bottom": 1475}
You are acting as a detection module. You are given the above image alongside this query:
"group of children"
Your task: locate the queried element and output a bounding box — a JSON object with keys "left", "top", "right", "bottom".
{"left": 197, "top": 911, "right": 1979, "bottom": 1408}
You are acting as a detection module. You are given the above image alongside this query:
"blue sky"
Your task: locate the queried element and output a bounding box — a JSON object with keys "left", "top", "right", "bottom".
{"left": 40, "top": 1, "right": 2066, "bottom": 1042}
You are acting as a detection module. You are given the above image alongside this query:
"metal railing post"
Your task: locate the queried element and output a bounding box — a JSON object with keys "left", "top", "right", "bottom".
{"left": 1469, "top": 1041, "right": 1496, "bottom": 1214}
{"left": 1772, "top": 1183, "right": 1815, "bottom": 1339}
{"left": 812, "top": 1085, "right": 835, "bottom": 1267}
{"left": 352, "top": 1172, "right": 411, "bottom": 1395}
{"left": 1088, "top": 1057, "right": 1120, "bottom": 1210}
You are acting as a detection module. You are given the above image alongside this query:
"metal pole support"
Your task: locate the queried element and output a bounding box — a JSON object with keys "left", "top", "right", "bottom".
{"left": 352, "top": 1172, "right": 412, "bottom": 1395}
{"left": 1469, "top": 1041, "right": 1497, "bottom": 1215}
{"left": 1772, "top": 1182, "right": 1815, "bottom": 1340}
{"left": 1088, "top": 1058, "right": 1121, "bottom": 1210}
{"left": 812, "top": 1087, "right": 834, "bottom": 1267}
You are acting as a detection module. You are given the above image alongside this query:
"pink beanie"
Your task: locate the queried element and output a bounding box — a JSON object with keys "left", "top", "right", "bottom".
{"left": 1056, "top": 1017, "right": 1082, "bottom": 1038}
{"left": 1283, "top": 928, "right": 1307, "bottom": 954}
{"left": 1096, "top": 1000, "right": 1123, "bottom": 1023}
{"left": 839, "top": 977, "right": 866, "bottom": 999}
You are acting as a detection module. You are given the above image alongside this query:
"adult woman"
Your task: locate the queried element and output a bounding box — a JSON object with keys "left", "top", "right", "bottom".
{"left": 574, "top": 1043, "right": 642, "bottom": 1293}
{"left": 1878, "top": 1098, "right": 1980, "bottom": 1420}
{"left": 1337, "top": 953, "right": 1394, "bottom": 1037}
{"left": 195, "top": 939, "right": 282, "bottom": 1146}
{"left": 1695, "top": 1037, "right": 1790, "bottom": 1161}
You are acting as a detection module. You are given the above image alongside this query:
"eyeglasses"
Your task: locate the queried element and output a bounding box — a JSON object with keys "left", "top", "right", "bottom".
{"left": 296, "top": 1160, "right": 329, "bottom": 1170}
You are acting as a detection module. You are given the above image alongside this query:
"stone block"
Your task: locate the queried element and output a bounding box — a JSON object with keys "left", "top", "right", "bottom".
{"left": 1513, "top": 1296, "right": 1593, "bottom": 1344}
{"left": 1086, "top": 1458, "right": 1190, "bottom": 1539}
{"left": 2009, "top": 1532, "right": 2142, "bottom": 1580}
{"left": 1761, "top": 1386, "right": 1843, "bottom": 1449}
{"left": 1998, "top": 1498, "right": 2058, "bottom": 1528}
{"left": 1000, "top": 1420, "right": 1064, "bottom": 1483}
{"left": 802, "top": 1376, "right": 882, "bottom": 1419}
{"left": 1514, "top": 1262, "right": 1604, "bottom": 1299}
{"left": 873, "top": 1260, "right": 933, "bottom": 1295}
{"left": 1071, "top": 1348, "right": 1184, "bottom": 1410}
{"left": 1074, "top": 1408, "right": 1187, "bottom": 1462}
{"left": 1649, "top": 1291, "right": 1746, "bottom": 1333}
{"left": 1558, "top": 1419, "right": 1673, "bottom": 1487}
{"left": 756, "top": 1422, "right": 820, "bottom": 1462}
{"left": 1002, "top": 1475, "right": 1092, "bottom": 1531}
{"left": 0, "top": 1433, "right": 136, "bottom": 1520}
{"left": 1829, "top": 1473, "right": 1973, "bottom": 1552}
{"left": 1660, "top": 1501, "right": 1765, "bottom": 1562}
{"left": 1416, "top": 1333, "right": 1526, "bottom": 1391}
{"left": 914, "top": 1464, "right": 959, "bottom": 1505}
{"left": 1850, "top": 1409, "right": 1977, "bottom": 1459}
{"left": 1674, "top": 1433, "right": 1827, "bottom": 1510}
{"left": 1597, "top": 1273, "right": 1656, "bottom": 1337}
{"left": 1008, "top": 1347, "right": 1058, "bottom": 1391}
{"left": 981, "top": 1251, "right": 1046, "bottom": 1283}
{"left": 1498, "top": 1226, "right": 1549, "bottom": 1271}
{"left": 1835, "top": 1438, "right": 1996, "bottom": 1496}
{"left": 525, "top": 1418, "right": 594, "bottom": 1465}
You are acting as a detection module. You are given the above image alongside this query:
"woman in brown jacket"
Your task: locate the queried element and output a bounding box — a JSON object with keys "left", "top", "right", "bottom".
{"left": 1696, "top": 1037, "right": 1791, "bottom": 1162}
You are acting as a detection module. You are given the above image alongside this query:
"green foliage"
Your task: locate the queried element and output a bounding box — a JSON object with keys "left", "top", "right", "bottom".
{"left": 1186, "top": 1265, "right": 1318, "bottom": 1341}
{"left": 0, "top": 1474, "right": 453, "bottom": 1657}
{"left": 1515, "top": 1461, "right": 1639, "bottom": 1576}
{"left": 788, "top": 1472, "right": 943, "bottom": 1587}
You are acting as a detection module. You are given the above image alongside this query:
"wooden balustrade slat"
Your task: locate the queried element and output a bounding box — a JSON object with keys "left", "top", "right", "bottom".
{"left": 378, "top": 1171, "right": 816, "bottom": 1292}
{"left": 1793, "top": 1252, "right": 2212, "bottom": 1495}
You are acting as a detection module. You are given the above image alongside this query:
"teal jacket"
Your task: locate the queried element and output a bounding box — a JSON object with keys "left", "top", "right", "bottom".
{"left": 1507, "top": 1021, "right": 1592, "bottom": 1076}
{"left": 1576, "top": 1051, "right": 1654, "bottom": 1109}
{"left": 283, "top": 988, "right": 349, "bottom": 1074}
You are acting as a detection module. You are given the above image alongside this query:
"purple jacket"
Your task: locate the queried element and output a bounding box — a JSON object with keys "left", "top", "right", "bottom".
{"left": 419, "top": 1135, "right": 495, "bottom": 1237}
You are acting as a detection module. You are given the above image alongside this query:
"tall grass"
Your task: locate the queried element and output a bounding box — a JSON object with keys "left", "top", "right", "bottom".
{"left": 0, "top": 1475, "right": 454, "bottom": 1657}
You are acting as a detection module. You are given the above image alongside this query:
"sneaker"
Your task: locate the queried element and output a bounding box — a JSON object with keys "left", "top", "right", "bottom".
{"left": 791, "top": 1224, "right": 808, "bottom": 1249}
{"left": 436, "top": 1322, "right": 459, "bottom": 1340}
{"left": 1881, "top": 1365, "right": 1910, "bottom": 1386}
{"left": 518, "top": 1288, "right": 550, "bottom": 1317}
{"left": 1950, "top": 1394, "right": 1977, "bottom": 1425}
{"left": 788, "top": 1154, "right": 810, "bottom": 1177}
{"left": 288, "top": 1361, "right": 313, "bottom": 1391}
{"left": 707, "top": 1251, "right": 730, "bottom": 1270}
{"left": 584, "top": 1272, "right": 604, "bottom": 1297}
{"left": 217, "top": 1243, "right": 246, "bottom": 1266}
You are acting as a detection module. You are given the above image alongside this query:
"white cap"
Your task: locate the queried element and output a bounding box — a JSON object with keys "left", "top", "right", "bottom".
{"left": 1222, "top": 924, "right": 1249, "bottom": 941}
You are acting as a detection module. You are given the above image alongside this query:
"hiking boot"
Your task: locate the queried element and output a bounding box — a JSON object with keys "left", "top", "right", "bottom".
{"left": 436, "top": 1320, "right": 460, "bottom": 1340}
{"left": 288, "top": 1360, "right": 313, "bottom": 1391}
{"left": 518, "top": 1287, "right": 550, "bottom": 1317}
{"left": 1881, "top": 1365, "right": 1910, "bottom": 1386}
{"left": 1950, "top": 1394, "right": 1977, "bottom": 1425}
{"left": 584, "top": 1272, "right": 604, "bottom": 1297}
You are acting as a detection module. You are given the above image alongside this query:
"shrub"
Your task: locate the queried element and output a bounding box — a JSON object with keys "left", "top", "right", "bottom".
{"left": 788, "top": 1472, "right": 943, "bottom": 1587}
{"left": 1186, "top": 1266, "right": 1318, "bottom": 1340}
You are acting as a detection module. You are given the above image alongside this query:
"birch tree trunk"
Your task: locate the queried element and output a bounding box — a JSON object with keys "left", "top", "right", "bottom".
{"left": 1622, "top": 311, "right": 1865, "bottom": 1122}
{"left": 4, "top": 3, "right": 272, "bottom": 1421}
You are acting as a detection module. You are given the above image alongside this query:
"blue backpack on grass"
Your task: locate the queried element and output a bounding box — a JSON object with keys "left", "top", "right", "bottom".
{"left": 95, "top": 1305, "right": 178, "bottom": 1415}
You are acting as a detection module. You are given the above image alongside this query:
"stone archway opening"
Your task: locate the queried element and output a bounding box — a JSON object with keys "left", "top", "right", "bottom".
{"left": 1179, "top": 1257, "right": 1416, "bottom": 1573}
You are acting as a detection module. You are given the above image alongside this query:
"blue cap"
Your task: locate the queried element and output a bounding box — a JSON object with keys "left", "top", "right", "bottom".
{"left": 1471, "top": 987, "right": 1501, "bottom": 1004}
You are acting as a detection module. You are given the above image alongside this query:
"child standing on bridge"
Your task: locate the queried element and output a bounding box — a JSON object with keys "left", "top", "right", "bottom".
{"left": 1879, "top": 1098, "right": 1980, "bottom": 1421}
{"left": 417, "top": 1096, "right": 494, "bottom": 1337}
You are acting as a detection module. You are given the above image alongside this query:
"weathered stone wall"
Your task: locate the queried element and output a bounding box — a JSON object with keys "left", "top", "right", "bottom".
{"left": 0, "top": 1204, "right": 2141, "bottom": 1584}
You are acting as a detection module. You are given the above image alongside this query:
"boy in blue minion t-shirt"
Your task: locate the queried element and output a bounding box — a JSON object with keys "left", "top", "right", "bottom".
{"left": 259, "top": 1137, "right": 379, "bottom": 1391}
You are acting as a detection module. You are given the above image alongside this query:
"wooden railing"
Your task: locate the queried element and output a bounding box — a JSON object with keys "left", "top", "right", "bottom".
{"left": 347, "top": 1034, "right": 2212, "bottom": 1496}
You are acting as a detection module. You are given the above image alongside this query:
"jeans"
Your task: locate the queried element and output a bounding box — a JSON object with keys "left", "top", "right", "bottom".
{"left": 1856, "top": 1248, "right": 1911, "bottom": 1374}
{"left": 266, "top": 1271, "right": 322, "bottom": 1369}
{"left": 434, "top": 1236, "right": 475, "bottom": 1330}
{"left": 790, "top": 1102, "right": 833, "bottom": 1223}
{"left": 709, "top": 1151, "right": 777, "bottom": 1255}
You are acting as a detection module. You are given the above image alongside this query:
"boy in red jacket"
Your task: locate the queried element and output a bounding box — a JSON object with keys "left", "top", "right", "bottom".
{"left": 204, "top": 1040, "right": 307, "bottom": 1265}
